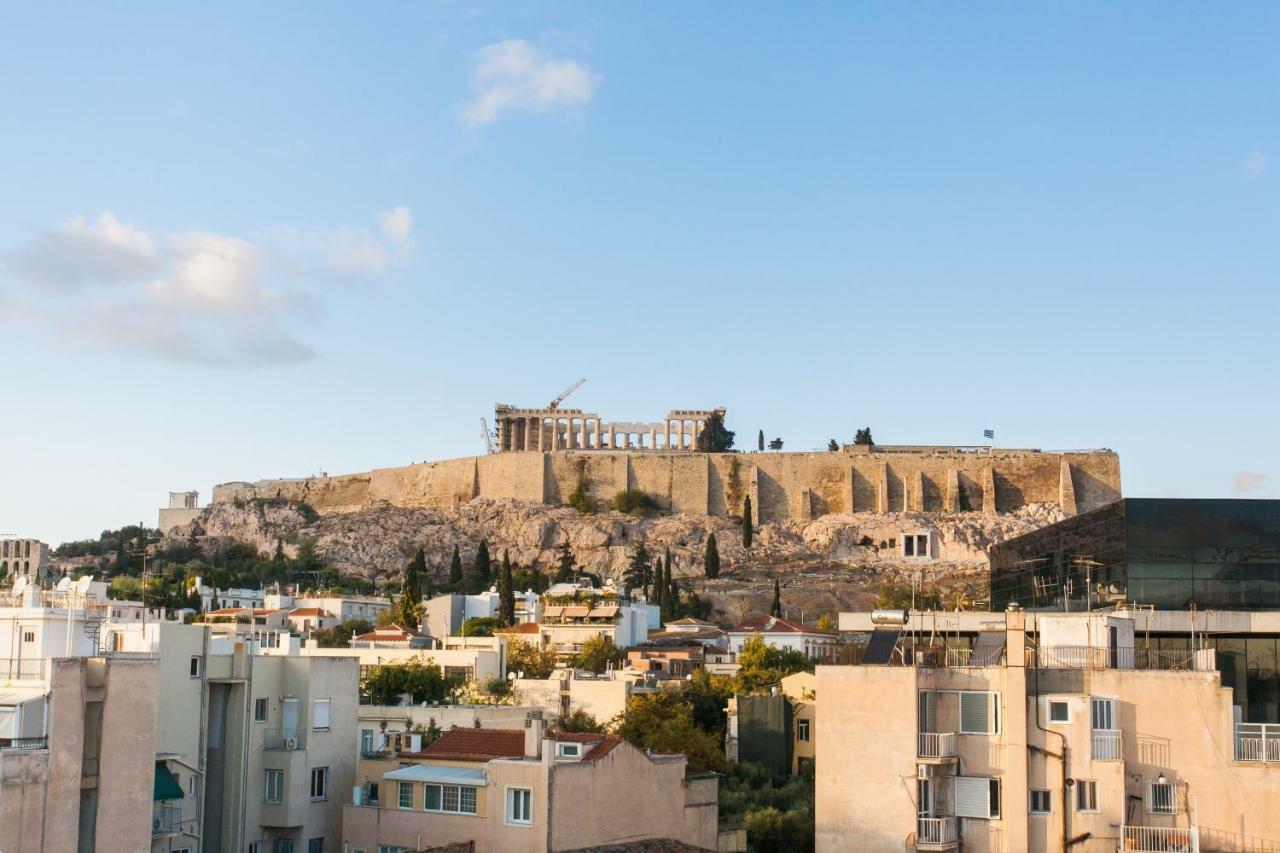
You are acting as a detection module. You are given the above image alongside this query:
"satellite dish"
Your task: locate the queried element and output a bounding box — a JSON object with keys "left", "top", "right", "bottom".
{"left": 76, "top": 576, "right": 94, "bottom": 596}
{"left": 12, "top": 577, "right": 28, "bottom": 593}
{"left": 55, "top": 577, "right": 72, "bottom": 592}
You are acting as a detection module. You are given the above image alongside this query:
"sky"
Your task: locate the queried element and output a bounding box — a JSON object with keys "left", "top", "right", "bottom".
{"left": 1, "top": 3, "right": 1278, "bottom": 545}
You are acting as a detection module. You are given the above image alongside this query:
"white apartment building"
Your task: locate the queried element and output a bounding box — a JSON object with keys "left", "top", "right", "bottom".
{"left": 728, "top": 613, "right": 838, "bottom": 661}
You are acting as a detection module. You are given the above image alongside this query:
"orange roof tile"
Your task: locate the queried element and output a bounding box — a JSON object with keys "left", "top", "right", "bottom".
{"left": 410, "top": 727, "right": 526, "bottom": 761}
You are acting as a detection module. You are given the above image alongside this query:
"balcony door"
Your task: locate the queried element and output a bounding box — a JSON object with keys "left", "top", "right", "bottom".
{"left": 282, "top": 697, "right": 300, "bottom": 739}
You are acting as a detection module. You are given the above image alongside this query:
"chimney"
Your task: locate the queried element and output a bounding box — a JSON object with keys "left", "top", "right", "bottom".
{"left": 524, "top": 710, "right": 546, "bottom": 760}
{"left": 1005, "top": 603, "right": 1026, "bottom": 667}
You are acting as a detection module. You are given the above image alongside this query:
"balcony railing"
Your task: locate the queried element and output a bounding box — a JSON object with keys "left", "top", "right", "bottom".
{"left": 945, "top": 648, "right": 1005, "bottom": 667}
{"left": 152, "top": 804, "right": 182, "bottom": 836}
{"left": 1121, "top": 825, "right": 1198, "bottom": 852}
{"left": 1, "top": 736, "right": 48, "bottom": 751}
{"left": 1235, "top": 723, "right": 1280, "bottom": 762}
{"left": 0, "top": 658, "right": 47, "bottom": 680}
{"left": 917, "top": 816, "right": 958, "bottom": 846}
{"left": 263, "top": 728, "right": 306, "bottom": 750}
{"left": 1091, "top": 729, "right": 1122, "bottom": 760}
{"left": 1034, "top": 646, "right": 1213, "bottom": 672}
{"left": 917, "top": 732, "right": 957, "bottom": 760}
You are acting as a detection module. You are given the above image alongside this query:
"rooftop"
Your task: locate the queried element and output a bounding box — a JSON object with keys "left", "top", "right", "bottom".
{"left": 729, "top": 614, "right": 836, "bottom": 636}
{"left": 408, "top": 727, "right": 526, "bottom": 762}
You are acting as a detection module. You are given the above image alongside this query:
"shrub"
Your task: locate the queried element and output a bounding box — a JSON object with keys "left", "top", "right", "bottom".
{"left": 612, "top": 489, "right": 659, "bottom": 516}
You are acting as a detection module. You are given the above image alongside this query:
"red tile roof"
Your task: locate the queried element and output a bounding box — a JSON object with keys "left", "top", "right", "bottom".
{"left": 288, "top": 607, "right": 327, "bottom": 617}
{"left": 350, "top": 624, "right": 429, "bottom": 642}
{"left": 729, "top": 614, "right": 836, "bottom": 636}
{"left": 555, "top": 732, "right": 623, "bottom": 761}
{"left": 495, "top": 622, "right": 540, "bottom": 635}
{"left": 411, "top": 727, "right": 526, "bottom": 762}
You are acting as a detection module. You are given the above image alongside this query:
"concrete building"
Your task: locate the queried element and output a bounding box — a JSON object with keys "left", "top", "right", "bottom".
{"left": 158, "top": 490, "right": 203, "bottom": 535}
{"left": 425, "top": 589, "right": 540, "bottom": 639}
{"left": 816, "top": 607, "right": 1280, "bottom": 853}
{"left": 264, "top": 591, "right": 393, "bottom": 627}
{"left": 343, "top": 712, "right": 720, "bottom": 852}
{"left": 0, "top": 537, "right": 53, "bottom": 583}
{"left": 728, "top": 614, "right": 838, "bottom": 662}
{"left": 193, "top": 577, "right": 264, "bottom": 612}
{"left": 511, "top": 670, "right": 641, "bottom": 723}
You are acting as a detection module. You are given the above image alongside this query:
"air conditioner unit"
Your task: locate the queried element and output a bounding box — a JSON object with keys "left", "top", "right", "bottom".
{"left": 285, "top": 737, "right": 299, "bottom": 750}
{"left": 917, "top": 764, "right": 934, "bottom": 779}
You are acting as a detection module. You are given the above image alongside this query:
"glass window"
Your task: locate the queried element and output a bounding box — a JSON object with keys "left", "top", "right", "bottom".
{"left": 1029, "top": 790, "right": 1051, "bottom": 814}
{"left": 312, "top": 698, "right": 331, "bottom": 730}
{"left": 1076, "top": 780, "right": 1097, "bottom": 811}
{"left": 797, "top": 719, "right": 810, "bottom": 742}
{"left": 1048, "top": 701, "right": 1069, "bottom": 723}
{"left": 310, "top": 767, "right": 328, "bottom": 800}
{"left": 264, "top": 770, "right": 283, "bottom": 803}
{"left": 254, "top": 698, "right": 269, "bottom": 723}
{"left": 459, "top": 786, "right": 477, "bottom": 814}
{"left": 398, "top": 782, "right": 414, "bottom": 810}
{"left": 190, "top": 656, "right": 202, "bottom": 678}
{"left": 443, "top": 785, "right": 458, "bottom": 812}
{"left": 307, "top": 840, "right": 324, "bottom": 853}
{"left": 507, "top": 787, "right": 532, "bottom": 824}
{"left": 988, "top": 778, "right": 1001, "bottom": 819}
{"left": 361, "top": 729, "right": 374, "bottom": 754}
{"left": 1148, "top": 782, "right": 1176, "bottom": 815}
{"left": 1246, "top": 638, "right": 1279, "bottom": 724}
{"left": 424, "top": 783, "right": 441, "bottom": 810}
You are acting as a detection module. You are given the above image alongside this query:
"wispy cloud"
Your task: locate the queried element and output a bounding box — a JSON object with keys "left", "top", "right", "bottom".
{"left": 1244, "top": 150, "right": 1267, "bottom": 178}
{"left": 1, "top": 207, "right": 412, "bottom": 368}
{"left": 1233, "top": 471, "right": 1267, "bottom": 495}
{"left": 460, "top": 39, "right": 599, "bottom": 127}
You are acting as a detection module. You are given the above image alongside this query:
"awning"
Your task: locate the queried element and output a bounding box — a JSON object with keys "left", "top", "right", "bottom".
{"left": 153, "top": 761, "right": 184, "bottom": 801}
{"left": 383, "top": 764, "right": 487, "bottom": 785}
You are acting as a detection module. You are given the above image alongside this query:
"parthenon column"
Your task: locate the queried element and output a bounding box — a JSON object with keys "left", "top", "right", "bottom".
{"left": 580, "top": 419, "right": 588, "bottom": 450}
{"left": 692, "top": 419, "right": 701, "bottom": 449}
{"left": 536, "top": 418, "right": 544, "bottom": 452}
{"left": 649, "top": 427, "right": 657, "bottom": 450}
{"left": 552, "top": 419, "right": 561, "bottom": 451}
{"left": 595, "top": 419, "right": 602, "bottom": 449}
{"left": 664, "top": 421, "right": 671, "bottom": 450}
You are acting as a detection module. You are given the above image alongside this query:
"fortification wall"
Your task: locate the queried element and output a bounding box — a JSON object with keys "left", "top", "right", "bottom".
{"left": 212, "top": 449, "right": 1120, "bottom": 523}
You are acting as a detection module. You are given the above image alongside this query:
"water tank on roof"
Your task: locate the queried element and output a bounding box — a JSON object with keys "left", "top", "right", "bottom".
{"left": 871, "top": 609, "right": 910, "bottom": 626}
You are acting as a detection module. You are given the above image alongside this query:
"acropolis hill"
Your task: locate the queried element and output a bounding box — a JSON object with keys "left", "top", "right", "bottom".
{"left": 212, "top": 438, "right": 1121, "bottom": 523}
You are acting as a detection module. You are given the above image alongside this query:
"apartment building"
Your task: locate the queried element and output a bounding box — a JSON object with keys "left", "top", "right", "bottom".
{"left": 728, "top": 614, "right": 838, "bottom": 661}
{"left": 512, "top": 669, "right": 641, "bottom": 723}
{"left": 425, "top": 589, "right": 541, "bottom": 639}
{"left": 264, "top": 591, "right": 393, "bottom": 628}
{"left": 816, "top": 607, "right": 1280, "bottom": 853}
{"left": 343, "top": 712, "right": 719, "bottom": 853}
{"left": 0, "top": 583, "right": 160, "bottom": 851}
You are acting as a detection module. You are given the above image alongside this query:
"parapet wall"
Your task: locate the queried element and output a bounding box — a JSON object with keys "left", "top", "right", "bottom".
{"left": 211, "top": 448, "right": 1120, "bottom": 524}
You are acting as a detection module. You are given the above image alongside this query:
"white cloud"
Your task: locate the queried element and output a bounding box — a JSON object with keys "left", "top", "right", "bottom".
{"left": 1234, "top": 471, "right": 1267, "bottom": 495}
{"left": 1244, "top": 150, "right": 1267, "bottom": 178}
{"left": 460, "top": 39, "right": 599, "bottom": 127}
{"left": 2, "top": 208, "right": 412, "bottom": 368}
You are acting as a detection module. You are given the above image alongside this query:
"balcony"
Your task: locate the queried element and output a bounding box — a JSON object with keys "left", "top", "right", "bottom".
{"left": 1091, "top": 729, "right": 1122, "bottom": 760}
{"left": 0, "top": 736, "right": 48, "bottom": 751}
{"left": 263, "top": 728, "right": 306, "bottom": 750}
{"left": 152, "top": 804, "right": 182, "bottom": 837}
{"left": 916, "top": 816, "right": 958, "bottom": 849}
{"left": 0, "top": 658, "right": 46, "bottom": 681}
{"left": 1121, "top": 825, "right": 1198, "bottom": 852}
{"left": 1234, "top": 723, "right": 1280, "bottom": 763}
{"left": 917, "top": 732, "right": 957, "bottom": 762}
{"left": 1034, "top": 645, "right": 1214, "bottom": 672}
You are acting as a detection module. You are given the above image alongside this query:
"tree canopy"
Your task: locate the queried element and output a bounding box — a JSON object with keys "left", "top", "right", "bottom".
{"left": 854, "top": 427, "right": 874, "bottom": 446}
{"left": 735, "top": 634, "right": 813, "bottom": 693}
{"left": 507, "top": 639, "right": 557, "bottom": 679}
{"left": 695, "top": 411, "right": 735, "bottom": 452}
{"left": 703, "top": 533, "right": 721, "bottom": 579}
{"left": 360, "top": 657, "right": 457, "bottom": 706}
{"left": 572, "top": 634, "right": 626, "bottom": 674}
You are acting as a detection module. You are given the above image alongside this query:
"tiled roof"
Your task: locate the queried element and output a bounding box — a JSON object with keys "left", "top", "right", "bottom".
{"left": 207, "top": 607, "right": 280, "bottom": 616}
{"left": 563, "top": 840, "right": 713, "bottom": 852}
{"left": 411, "top": 727, "right": 526, "bottom": 761}
{"left": 665, "top": 618, "right": 717, "bottom": 626}
{"left": 350, "top": 623, "right": 429, "bottom": 642}
{"left": 288, "top": 607, "right": 326, "bottom": 617}
{"left": 729, "top": 614, "right": 836, "bottom": 636}
{"left": 555, "top": 732, "right": 623, "bottom": 761}
{"left": 495, "top": 622, "right": 540, "bottom": 635}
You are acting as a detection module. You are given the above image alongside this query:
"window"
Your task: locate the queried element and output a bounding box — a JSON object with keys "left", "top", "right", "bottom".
{"left": 1147, "top": 781, "right": 1178, "bottom": 815}
{"left": 248, "top": 844, "right": 262, "bottom": 853}
{"left": 1048, "top": 701, "right": 1070, "bottom": 723}
{"left": 264, "top": 769, "right": 283, "bottom": 803}
{"left": 444, "top": 665, "right": 474, "bottom": 681}
{"left": 398, "top": 781, "right": 414, "bottom": 809}
{"left": 190, "top": 656, "right": 202, "bottom": 678}
{"left": 954, "top": 776, "right": 1001, "bottom": 819}
{"left": 555, "top": 742, "right": 581, "bottom": 758}
{"left": 188, "top": 775, "right": 197, "bottom": 796}
{"left": 361, "top": 729, "right": 375, "bottom": 754}
{"left": 310, "top": 766, "right": 328, "bottom": 800}
{"left": 959, "top": 691, "right": 999, "bottom": 734}
{"left": 507, "top": 787, "right": 533, "bottom": 825}
{"left": 378, "top": 847, "right": 404, "bottom": 853}
{"left": 368, "top": 782, "right": 379, "bottom": 805}
{"left": 312, "top": 698, "right": 331, "bottom": 730}
{"left": 425, "top": 784, "right": 478, "bottom": 814}
{"left": 797, "top": 719, "right": 810, "bottom": 742}
{"left": 307, "top": 839, "right": 324, "bottom": 853}
{"left": 254, "top": 698, "right": 269, "bottom": 723}
{"left": 1075, "top": 780, "right": 1098, "bottom": 812}
{"left": 275, "top": 841, "right": 294, "bottom": 853}
{"left": 1090, "top": 697, "right": 1115, "bottom": 731}
{"left": 1029, "top": 790, "right": 1052, "bottom": 814}
{"left": 903, "top": 533, "right": 929, "bottom": 557}
{"left": 22, "top": 631, "right": 35, "bottom": 643}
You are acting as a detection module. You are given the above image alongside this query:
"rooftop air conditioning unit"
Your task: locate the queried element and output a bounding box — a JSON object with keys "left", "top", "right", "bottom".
{"left": 285, "top": 737, "right": 299, "bottom": 750}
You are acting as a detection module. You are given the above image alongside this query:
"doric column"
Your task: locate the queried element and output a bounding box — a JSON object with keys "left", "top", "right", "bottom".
{"left": 552, "top": 418, "right": 561, "bottom": 451}
{"left": 649, "top": 427, "right": 657, "bottom": 450}
{"left": 595, "top": 419, "right": 602, "bottom": 449}
{"left": 536, "top": 418, "right": 544, "bottom": 452}
{"left": 580, "top": 419, "right": 588, "bottom": 450}
{"left": 664, "top": 421, "right": 671, "bottom": 450}
{"left": 527, "top": 417, "right": 536, "bottom": 451}
{"left": 692, "top": 419, "right": 701, "bottom": 450}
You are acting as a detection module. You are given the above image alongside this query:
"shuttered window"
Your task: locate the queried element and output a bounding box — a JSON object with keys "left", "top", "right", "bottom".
{"left": 312, "top": 698, "right": 331, "bottom": 730}
{"left": 955, "top": 776, "right": 1000, "bottom": 819}
{"left": 959, "top": 691, "right": 998, "bottom": 734}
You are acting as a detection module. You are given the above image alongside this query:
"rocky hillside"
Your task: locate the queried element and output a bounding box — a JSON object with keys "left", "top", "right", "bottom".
{"left": 174, "top": 498, "right": 1062, "bottom": 619}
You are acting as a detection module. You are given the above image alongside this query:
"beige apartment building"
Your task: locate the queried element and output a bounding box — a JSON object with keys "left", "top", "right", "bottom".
{"left": 343, "top": 711, "right": 719, "bottom": 852}
{"left": 816, "top": 608, "right": 1280, "bottom": 853}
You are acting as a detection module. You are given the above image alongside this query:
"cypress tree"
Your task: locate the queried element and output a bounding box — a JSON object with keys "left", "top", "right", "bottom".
{"left": 771, "top": 578, "right": 782, "bottom": 617}
{"left": 554, "top": 540, "right": 575, "bottom": 583}
{"left": 470, "top": 540, "right": 492, "bottom": 593}
{"left": 498, "top": 550, "right": 515, "bottom": 627}
{"left": 703, "top": 533, "right": 720, "bottom": 579}
{"left": 448, "top": 545, "right": 463, "bottom": 587}
{"left": 757, "top": 429, "right": 765, "bottom": 452}
{"left": 668, "top": 567, "right": 680, "bottom": 614}
{"left": 742, "top": 497, "right": 753, "bottom": 549}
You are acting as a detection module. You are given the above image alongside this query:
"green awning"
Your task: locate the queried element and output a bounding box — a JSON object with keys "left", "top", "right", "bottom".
{"left": 153, "top": 761, "right": 184, "bottom": 801}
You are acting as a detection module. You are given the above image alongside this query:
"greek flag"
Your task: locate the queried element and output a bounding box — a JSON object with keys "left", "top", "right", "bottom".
{"left": 983, "top": 429, "right": 995, "bottom": 440}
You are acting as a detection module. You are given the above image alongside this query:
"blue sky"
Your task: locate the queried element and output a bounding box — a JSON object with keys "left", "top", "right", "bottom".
{"left": 2, "top": 3, "right": 1277, "bottom": 545}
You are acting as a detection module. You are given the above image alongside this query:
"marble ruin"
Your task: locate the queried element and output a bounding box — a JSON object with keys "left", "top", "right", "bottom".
{"left": 493, "top": 403, "right": 726, "bottom": 452}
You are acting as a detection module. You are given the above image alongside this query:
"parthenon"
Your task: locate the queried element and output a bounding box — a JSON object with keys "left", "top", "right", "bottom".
{"left": 492, "top": 404, "right": 726, "bottom": 452}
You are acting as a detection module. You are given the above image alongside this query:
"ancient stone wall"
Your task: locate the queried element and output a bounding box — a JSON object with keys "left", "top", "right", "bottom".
{"left": 212, "top": 448, "right": 1120, "bottom": 523}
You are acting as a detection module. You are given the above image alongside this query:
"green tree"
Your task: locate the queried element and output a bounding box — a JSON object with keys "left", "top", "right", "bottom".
{"left": 854, "top": 427, "right": 874, "bottom": 446}
{"left": 553, "top": 540, "right": 576, "bottom": 584}
{"left": 623, "top": 543, "right": 653, "bottom": 597}
{"left": 573, "top": 635, "right": 626, "bottom": 673}
{"left": 757, "top": 429, "right": 765, "bottom": 452}
{"left": 273, "top": 539, "right": 285, "bottom": 562}
{"left": 612, "top": 489, "right": 659, "bottom": 516}
{"left": 398, "top": 546, "right": 428, "bottom": 627}
{"left": 311, "top": 619, "right": 373, "bottom": 647}
{"left": 462, "top": 616, "right": 501, "bottom": 637}
{"left": 695, "top": 411, "right": 735, "bottom": 452}
{"left": 497, "top": 550, "right": 515, "bottom": 627}
{"left": 815, "top": 612, "right": 836, "bottom": 632}
{"left": 735, "top": 634, "right": 813, "bottom": 693}
{"left": 448, "top": 544, "right": 463, "bottom": 587}
{"left": 703, "top": 533, "right": 720, "bottom": 579}
{"left": 612, "top": 692, "right": 727, "bottom": 773}
{"left": 771, "top": 578, "right": 782, "bottom": 617}
{"left": 827, "top": 439, "right": 839, "bottom": 452}
{"left": 742, "top": 497, "right": 753, "bottom": 549}
{"left": 554, "top": 708, "right": 604, "bottom": 734}
{"left": 360, "top": 657, "right": 457, "bottom": 705}
{"left": 469, "top": 541, "right": 492, "bottom": 594}
{"left": 685, "top": 668, "right": 735, "bottom": 738}
{"left": 506, "top": 639, "right": 557, "bottom": 679}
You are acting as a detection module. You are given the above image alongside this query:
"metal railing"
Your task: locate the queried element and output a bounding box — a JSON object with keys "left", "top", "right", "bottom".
{"left": 917, "top": 816, "right": 958, "bottom": 846}
{"left": 1033, "top": 646, "right": 1213, "bottom": 672}
{"left": 1234, "top": 723, "right": 1280, "bottom": 762}
{"left": 262, "top": 728, "right": 306, "bottom": 750}
{"left": 1091, "top": 729, "right": 1122, "bottom": 760}
{"left": 917, "top": 732, "right": 957, "bottom": 760}
{"left": 1121, "top": 825, "right": 1198, "bottom": 852}
{"left": 1, "top": 736, "right": 48, "bottom": 750}
{"left": 152, "top": 804, "right": 182, "bottom": 835}
{"left": 945, "top": 648, "right": 1005, "bottom": 667}
{"left": 0, "top": 658, "right": 46, "bottom": 680}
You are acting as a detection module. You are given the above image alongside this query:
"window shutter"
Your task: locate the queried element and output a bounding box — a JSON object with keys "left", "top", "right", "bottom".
{"left": 954, "top": 776, "right": 992, "bottom": 819}
{"left": 960, "top": 692, "right": 992, "bottom": 734}
{"left": 312, "top": 698, "right": 331, "bottom": 730}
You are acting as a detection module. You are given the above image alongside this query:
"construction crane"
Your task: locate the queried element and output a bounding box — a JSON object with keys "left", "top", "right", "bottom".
{"left": 480, "top": 418, "right": 497, "bottom": 454}
{"left": 547, "top": 378, "right": 586, "bottom": 411}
